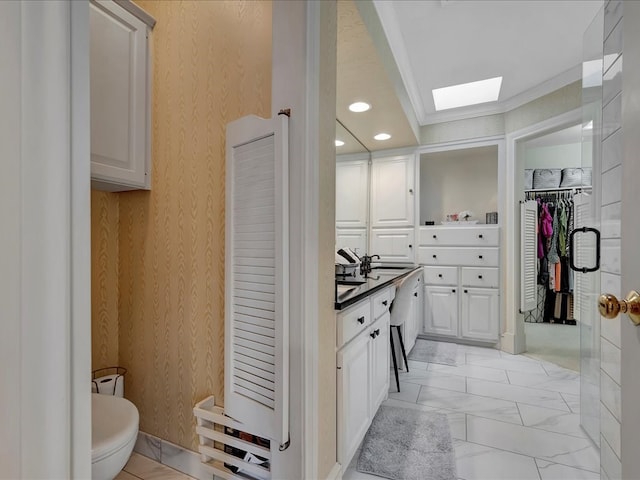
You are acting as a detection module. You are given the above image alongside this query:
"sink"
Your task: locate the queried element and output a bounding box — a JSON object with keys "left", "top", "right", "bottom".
{"left": 335, "top": 279, "right": 366, "bottom": 286}
{"left": 336, "top": 284, "right": 358, "bottom": 295}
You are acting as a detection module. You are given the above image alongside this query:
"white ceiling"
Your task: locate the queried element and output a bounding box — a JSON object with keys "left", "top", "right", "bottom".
{"left": 372, "top": 0, "right": 603, "bottom": 126}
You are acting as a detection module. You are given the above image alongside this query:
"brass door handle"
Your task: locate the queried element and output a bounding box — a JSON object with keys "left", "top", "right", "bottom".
{"left": 598, "top": 291, "right": 640, "bottom": 325}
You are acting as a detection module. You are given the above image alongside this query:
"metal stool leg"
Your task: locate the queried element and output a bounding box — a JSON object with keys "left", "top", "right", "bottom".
{"left": 396, "top": 326, "right": 409, "bottom": 373}
{"left": 389, "top": 326, "right": 400, "bottom": 392}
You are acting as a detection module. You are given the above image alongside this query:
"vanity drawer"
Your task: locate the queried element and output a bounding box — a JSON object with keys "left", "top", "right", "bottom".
{"left": 337, "top": 300, "right": 371, "bottom": 348}
{"left": 461, "top": 267, "right": 499, "bottom": 288}
{"left": 419, "top": 226, "right": 499, "bottom": 247}
{"left": 371, "top": 288, "right": 392, "bottom": 320}
{"left": 423, "top": 266, "right": 458, "bottom": 285}
{"left": 419, "top": 247, "right": 499, "bottom": 267}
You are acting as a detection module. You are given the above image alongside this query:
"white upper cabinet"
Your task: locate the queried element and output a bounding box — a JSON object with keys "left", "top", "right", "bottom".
{"left": 336, "top": 159, "right": 369, "bottom": 228}
{"left": 90, "top": 0, "right": 153, "bottom": 191}
{"left": 370, "top": 155, "right": 415, "bottom": 227}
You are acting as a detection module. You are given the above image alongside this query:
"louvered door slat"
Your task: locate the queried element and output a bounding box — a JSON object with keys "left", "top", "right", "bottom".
{"left": 236, "top": 353, "right": 275, "bottom": 375}
{"left": 521, "top": 200, "right": 538, "bottom": 312}
{"left": 225, "top": 114, "right": 289, "bottom": 446}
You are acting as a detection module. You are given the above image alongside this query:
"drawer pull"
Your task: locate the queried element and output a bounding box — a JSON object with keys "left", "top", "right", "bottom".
{"left": 382, "top": 300, "right": 388, "bottom": 306}
{"left": 478, "top": 275, "right": 483, "bottom": 279}
{"left": 375, "top": 328, "right": 380, "bottom": 336}
{"left": 409, "top": 244, "right": 413, "bottom": 248}
{"left": 452, "top": 289, "right": 456, "bottom": 293}
{"left": 438, "top": 274, "right": 443, "bottom": 278}
{"left": 357, "top": 316, "right": 365, "bottom": 324}
{"left": 433, "top": 235, "right": 437, "bottom": 239}
{"left": 479, "top": 255, "right": 483, "bottom": 259}
{"left": 370, "top": 331, "right": 376, "bottom": 339}
{"left": 433, "top": 254, "right": 437, "bottom": 258}
{"left": 479, "top": 234, "right": 484, "bottom": 239}
{"left": 464, "top": 289, "right": 468, "bottom": 293}
{"left": 414, "top": 292, "right": 418, "bottom": 297}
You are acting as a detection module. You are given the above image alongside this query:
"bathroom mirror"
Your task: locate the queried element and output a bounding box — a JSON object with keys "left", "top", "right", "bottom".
{"left": 335, "top": 119, "right": 369, "bottom": 155}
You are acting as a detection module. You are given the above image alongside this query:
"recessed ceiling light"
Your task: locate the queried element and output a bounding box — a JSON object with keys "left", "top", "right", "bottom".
{"left": 432, "top": 76, "right": 503, "bottom": 111}
{"left": 349, "top": 102, "right": 371, "bottom": 113}
{"left": 374, "top": 133, "right": 391, "bottom": 141}
{"left": 335, "top": 139, "right": 345, "bottom": 147}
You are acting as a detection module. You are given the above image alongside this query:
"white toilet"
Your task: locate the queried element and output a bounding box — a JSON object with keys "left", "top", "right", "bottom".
{"left": 92, "top": 393, "right": 139, "bottom": 480}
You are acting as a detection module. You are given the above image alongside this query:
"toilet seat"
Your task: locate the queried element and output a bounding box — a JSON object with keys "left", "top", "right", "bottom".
{"left": 92, "top": 393, "right": 139, "bottom": 463}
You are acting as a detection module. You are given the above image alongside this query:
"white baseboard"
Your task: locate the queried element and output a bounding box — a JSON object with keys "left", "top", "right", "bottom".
{"left": 325, "top": 462, "right": 342, "bottom": 480}
{"left": 501, "top": 331, "right": 526, "bottom": 355}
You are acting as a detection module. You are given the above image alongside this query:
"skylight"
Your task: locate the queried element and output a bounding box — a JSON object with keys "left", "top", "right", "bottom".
{"left": 432, "top": 76, "right": 503, "bottom": 111}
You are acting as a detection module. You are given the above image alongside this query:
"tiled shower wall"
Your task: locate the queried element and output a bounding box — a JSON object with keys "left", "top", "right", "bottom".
{"left": 600, "top": 1, "right": 623, "bottom": 478}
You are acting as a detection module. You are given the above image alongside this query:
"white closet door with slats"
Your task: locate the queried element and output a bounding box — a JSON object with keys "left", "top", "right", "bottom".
{"left": 225, "top": 114, "right": 289, "bottom": 446}
{"left": 520, "top": 200, "right": 538, "bottom": 312}
{"left": 573, "top": 192, "right": 593, "bottom": 323}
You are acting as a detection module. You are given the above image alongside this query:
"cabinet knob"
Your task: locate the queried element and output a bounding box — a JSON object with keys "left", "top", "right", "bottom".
{"left": 433, "top": 235, "right": 437, "bottom": 239}
{"left": 479, "top": 255, "right": 483, "bottom": 259}
{"left": 414, "top": 292, "right": 418, "bottom": 297}
{"left": 409, "top": 244, "right": 413, "bottom": 248}
{"left": 452, "top": 289, "right": 456, "bottom": 293}
{"left": 409, "top": 188, "right": 413, "bottom": 194}
{"left": 464, "top": 289, "right": 468, "bottom": 293}
{"left": 375, "top": 328, "right": 380, "bottom": 337}
{"left": 382, "top": 300, "right": 388, "bottom": 306}
{"left": 478, "top": 275, "right": 483, "bottom": 279}
{"left": 433, "top": 255, "right": 437, "bottom": 258}
{"left": 438, "top": 274, "right": 443, "bottom": 278}
{"left": 479, "top": 234, "right": 484, "bottom": 239}
{"left": 357, "top": 316, "right": 365, "bottom": 324}
{"left": 370, "top": 331, "right": 377, "bottom": 339}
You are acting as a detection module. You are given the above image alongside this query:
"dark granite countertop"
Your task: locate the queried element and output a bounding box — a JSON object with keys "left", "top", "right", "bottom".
{"left": 334, "top": 266, "right": 421, "bottom": 310}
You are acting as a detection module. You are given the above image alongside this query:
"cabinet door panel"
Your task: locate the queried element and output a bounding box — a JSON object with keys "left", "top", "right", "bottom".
{"left": 370, "top": 228, "right": 415, "bottom": 263}
{"left": 90, "top": 0, "right": 150, "bottom": 190}
{"left": 424, "top": 286, "right": 458, "bottom": 337}
{"left": 336, "top": 228, "right": 367, "bottom": 256}
{"left": 370, "top": 313, "right": 390, "bottom": 411}
{"left": 337, "top": 333, "right": 370, "bottom": 465}
{"left": 461, "top": 288, "right": 499, "bottom": 342}
{"left": 336, "top": 160, "right": 369, "bottom": 228}
{"left": 371, "top": 156, "right": 414, "bottom": 227}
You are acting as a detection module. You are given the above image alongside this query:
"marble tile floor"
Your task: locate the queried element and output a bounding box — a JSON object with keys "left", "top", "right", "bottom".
{"left": 115, "top": 453, "right": 196, "bottom": 480}
{"left": 343, "top": 342, "right": 599, "bottom": 480}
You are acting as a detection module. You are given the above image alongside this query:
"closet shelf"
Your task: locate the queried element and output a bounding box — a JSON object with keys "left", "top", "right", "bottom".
{"left": 525, "top": 186, "right": 592, "bottom": 193}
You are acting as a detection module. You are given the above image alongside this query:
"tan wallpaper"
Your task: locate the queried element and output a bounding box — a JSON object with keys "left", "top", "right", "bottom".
{"left": 91, "top": 0, "right": 272, "bottom": 451}
{"left": 91, "top": 190, "right": 120, "bottom": 369}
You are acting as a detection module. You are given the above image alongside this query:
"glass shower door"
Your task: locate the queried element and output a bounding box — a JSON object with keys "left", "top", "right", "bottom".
{"left": 577, "top": 6, "right": 603, "bottom": 447}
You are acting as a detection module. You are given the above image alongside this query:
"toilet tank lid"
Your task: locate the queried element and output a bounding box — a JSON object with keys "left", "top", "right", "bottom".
{"left": 92, "top": 393, "right": 139, "bottom": 462}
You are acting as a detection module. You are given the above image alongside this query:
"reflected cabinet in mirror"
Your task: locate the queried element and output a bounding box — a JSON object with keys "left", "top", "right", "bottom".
{"left": 335, "top": 120, "right": 370, "bottom": 256}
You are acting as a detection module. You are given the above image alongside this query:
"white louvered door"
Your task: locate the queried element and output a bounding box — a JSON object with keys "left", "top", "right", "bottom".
{"left": 520, "top": 200, "right": 538, "bottom": 312}
{"left": 225, "top": 114, "right": 289, "bottom": 446}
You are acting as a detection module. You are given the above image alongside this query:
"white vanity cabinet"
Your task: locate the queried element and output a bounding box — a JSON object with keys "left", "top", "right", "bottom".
{"left": 370, "top": 155, "right": 415, "bottom": 228}
{"left": 337, "top": 287, "right": 392, "bottom": 468}
{"left": 420, "top": 226, "right": 500, "bottom": 343}
{"left": 90, "top": 0, "right": 154, "bottom": 191}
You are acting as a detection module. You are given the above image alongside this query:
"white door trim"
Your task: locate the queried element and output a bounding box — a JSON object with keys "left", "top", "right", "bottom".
{"left": 503, "top": 108, "right": 582, "bottom": 354}
{"left": 0, "top": 2, "right": 91, "bottom": 477}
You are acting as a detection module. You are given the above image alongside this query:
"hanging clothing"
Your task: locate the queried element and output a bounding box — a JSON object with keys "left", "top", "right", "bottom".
{"left": 548, "top": 205, "right": 560, "bottom": 264}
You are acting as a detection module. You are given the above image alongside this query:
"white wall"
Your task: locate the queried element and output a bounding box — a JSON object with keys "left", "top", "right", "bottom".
{"left": 420, "top": 146, "right": 498, "bottom": 224}
{"left": 524, "top": 143, "right": 582, "bottom": 169}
